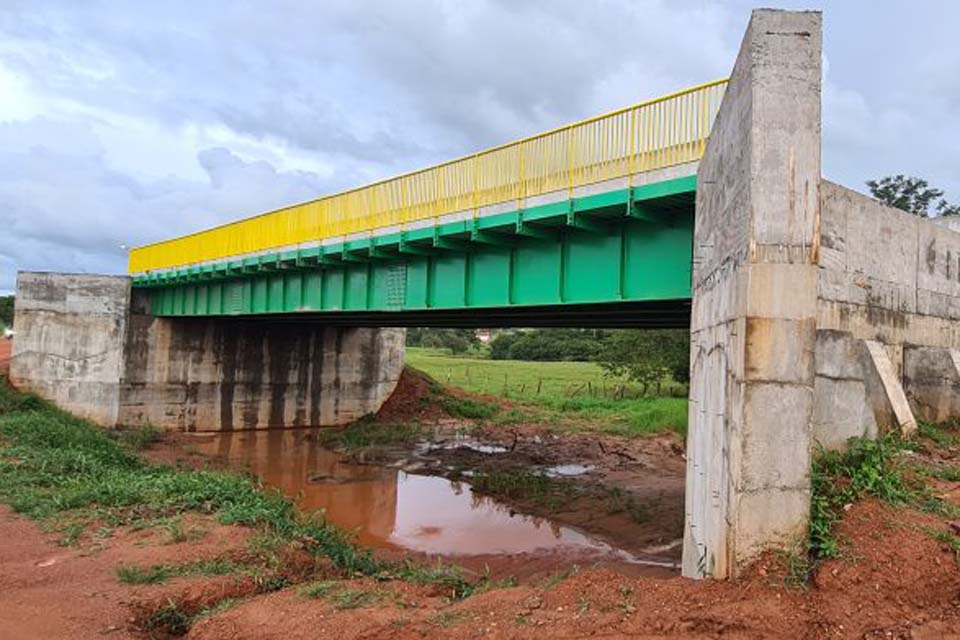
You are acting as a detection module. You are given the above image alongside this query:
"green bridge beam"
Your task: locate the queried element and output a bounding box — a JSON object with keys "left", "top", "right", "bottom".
{"left": 135, "top": 176, "right": 696, "bottom": 320}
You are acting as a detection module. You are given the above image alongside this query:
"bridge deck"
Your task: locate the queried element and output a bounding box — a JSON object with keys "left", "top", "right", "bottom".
{"left": 132, "top": 81, "right": 725, "bottom": 320}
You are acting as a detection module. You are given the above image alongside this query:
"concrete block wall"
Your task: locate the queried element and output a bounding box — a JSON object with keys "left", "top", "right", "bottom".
{"left": 817, "top": 181, "right": 960, "bottom": 430}
{"left": 10, "top": 272, "right": 404, "bottom": 431}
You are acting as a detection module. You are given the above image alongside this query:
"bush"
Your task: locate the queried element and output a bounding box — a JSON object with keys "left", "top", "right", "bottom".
{"left": 596, "top": 329, "right": 689, "bottom": 393}
{"left": 489, "top": 329, "right": 607, "bottom": 362}
{"left": 406, "top": 328, "right": 479, "bottom": 354}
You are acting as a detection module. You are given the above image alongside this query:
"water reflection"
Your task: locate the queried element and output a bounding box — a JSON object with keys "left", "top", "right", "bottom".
{"left": 190, "top": 429, "right": 644, "bottom": 560}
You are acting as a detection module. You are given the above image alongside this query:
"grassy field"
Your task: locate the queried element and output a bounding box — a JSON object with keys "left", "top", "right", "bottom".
{"left": 405, "top": 347, "right": 688, "bottom": 437}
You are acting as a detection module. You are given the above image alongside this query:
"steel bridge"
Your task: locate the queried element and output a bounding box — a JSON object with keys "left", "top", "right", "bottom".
{"left": 130, "top": 80, "right": 726, "bottom": 327}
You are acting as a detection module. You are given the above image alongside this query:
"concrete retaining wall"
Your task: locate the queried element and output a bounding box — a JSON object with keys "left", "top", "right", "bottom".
{"left": 10, "top": 272, "right": 404, "bottom": 431}
{"left": 816, "top": 181, "right": 960, "bottom": 432}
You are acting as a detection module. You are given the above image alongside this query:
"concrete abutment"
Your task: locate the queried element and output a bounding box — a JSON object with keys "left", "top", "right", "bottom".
{"left": 10, "top": 272, "right": 404, "bottom": 431}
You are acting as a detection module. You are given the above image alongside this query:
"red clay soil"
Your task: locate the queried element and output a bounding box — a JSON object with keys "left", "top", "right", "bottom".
{"left": 374, "top": 367, "right": 452, "bottom": 423}
{"left": 0, "top": 338, "right": 10, "bottom": 376}
{"left": 0, "top": 506, "right": 254, "bottom": 639}
{"left": 185, "top": 499, "right": 960, "bottom": 640}
{"left": 2, "top": 498, "right": 959, "bottom": 639}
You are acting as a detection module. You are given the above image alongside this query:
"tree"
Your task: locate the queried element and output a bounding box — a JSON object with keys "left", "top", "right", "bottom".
{"left": 0, "top": 296, "right": 13, "bottom": 329}
{"left": 866, "top": 175, "right": 960, "bottom": 218}
{"left": 597, "top": 329, "right": 690, "bottom": 395}
{"left": 405, "top": 328, "right": 479, "bottom": 354}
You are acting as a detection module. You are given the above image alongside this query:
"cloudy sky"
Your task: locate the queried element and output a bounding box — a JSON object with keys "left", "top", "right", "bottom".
{"left": 1, "top": 1, "right": 958, "bottom": 293}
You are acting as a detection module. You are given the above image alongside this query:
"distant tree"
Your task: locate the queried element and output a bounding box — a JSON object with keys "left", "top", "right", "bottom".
{"left": 489, "top": 329, "right": 608, "bottom": 361}
{"left": 489, "top": 331, "right": 520, "bottom": 360}
{"left": 597, "top": 329, "right": 689, "bottom": 395}
{"left": 0, "top": 296, "right": 13, "bottom": 329}
{"left": 866, "top": 175, "right": 960, "bottom": 218}
{"left": 405, "top": 328, "right": 479, "bottom": 354}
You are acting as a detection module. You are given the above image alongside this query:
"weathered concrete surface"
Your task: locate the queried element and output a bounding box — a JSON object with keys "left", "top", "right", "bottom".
{"left": 685, "top": 9, "right": 822, "bottom": 579}
{"left": 11, "top": 272, "right": 404, "bottom": 430}
{"left": 814, "top": 181, "right": 960, "bottom": 441}
{"left": 10, "top": 273, "right": 131, "bottom": 425}
{"left": 119, "top": 294, "right": 405, "bottom": 431}
{"left": 905, "top": 346, "right": 960, "bottom": 423}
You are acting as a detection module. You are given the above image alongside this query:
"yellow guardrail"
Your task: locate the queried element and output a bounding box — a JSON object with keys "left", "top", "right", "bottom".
{"left": 129, "top": 79, "right": 727, "bottom": 273}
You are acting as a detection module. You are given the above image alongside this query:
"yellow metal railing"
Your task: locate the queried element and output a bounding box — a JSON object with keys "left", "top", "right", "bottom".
{"left": 129, "top": 79, "right": 727, "bottom": 273}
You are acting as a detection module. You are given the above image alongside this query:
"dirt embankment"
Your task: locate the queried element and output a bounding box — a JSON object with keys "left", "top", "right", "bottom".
{"left": 0, "top": 339, "right": 10, "bottom": 376}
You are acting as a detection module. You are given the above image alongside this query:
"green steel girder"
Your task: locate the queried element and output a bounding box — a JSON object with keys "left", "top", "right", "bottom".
{"left": 134, "top": 176, "right": 698, "bottom": 318}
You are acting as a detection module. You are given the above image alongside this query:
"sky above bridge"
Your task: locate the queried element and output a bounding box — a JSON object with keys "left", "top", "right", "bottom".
{"left": 1, "top": 0, "right": 958, "bottom": 293}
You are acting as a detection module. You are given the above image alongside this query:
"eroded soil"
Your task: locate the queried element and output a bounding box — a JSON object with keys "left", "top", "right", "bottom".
{"left": 2, "top": 496, "right": 959, "bottom": 640}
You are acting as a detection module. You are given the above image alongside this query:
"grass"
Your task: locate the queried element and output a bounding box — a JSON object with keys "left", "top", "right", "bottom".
{"left": 809, "top": 435, "right": 916, "bottom": 561}
{"left": 113, "top": 424, "right": 163, "bottom": 451}
{"left": 116, "top": 557, "right": 246, "bottom": 585}
{"left": 0, "top": 380, "right": 480, "bottom": 601}
{"left": 317, "top": 418, "right": 423, "bottom": 451}
{"left": 795, "top": 432, "right": 960, "bottom": 584}
{"left": 406, "top": 347, "right": 687, "bottom": 437}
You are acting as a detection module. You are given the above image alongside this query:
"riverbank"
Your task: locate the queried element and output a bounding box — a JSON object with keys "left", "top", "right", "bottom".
{"left": 2, "top": 377, "right": 960, "bottom": 638}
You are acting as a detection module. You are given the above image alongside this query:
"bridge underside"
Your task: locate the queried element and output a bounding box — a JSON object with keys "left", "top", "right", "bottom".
{"left": 137, "top": 178, "right": 695, "bottom": 323}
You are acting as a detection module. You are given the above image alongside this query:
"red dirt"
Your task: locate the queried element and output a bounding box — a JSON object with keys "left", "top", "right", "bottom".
{"left": 2, "top": 498, "right": 959, "bottom": 639}
{"left": 374, "top": 367, "right": 452, "bottom": 424}
{"left": 0, "top": 338, "right": 10, "bottom": 376}
{"left": 0, "top": 506, "right": 254, "bottom": 639}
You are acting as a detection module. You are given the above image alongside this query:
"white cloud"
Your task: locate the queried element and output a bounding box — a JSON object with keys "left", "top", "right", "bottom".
{"left": 1, "top": 1, "right": 959, "bottom": 293}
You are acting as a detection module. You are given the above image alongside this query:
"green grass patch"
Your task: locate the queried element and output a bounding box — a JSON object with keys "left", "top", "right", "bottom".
{"left": 318, "top": 419, "right": 423, "bottom": 451}
{"left": 116, "top": 557, "right": 246, "bottom": 585}
{"left": 439, "top": 395, "right": 499, "bottom": 420}
{"left": 113, "top": 424, "right": 163, "bottom": 451}
{"left": 0, "top": 383, "right": 476, "bottom": 600}
{"left": 405, "top": 347, "right": 687, "bottom": 437}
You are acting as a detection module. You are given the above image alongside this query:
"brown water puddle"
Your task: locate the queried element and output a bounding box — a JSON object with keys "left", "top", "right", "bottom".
{"left": 187, "top": 429, "right": 676, "bottom": 570}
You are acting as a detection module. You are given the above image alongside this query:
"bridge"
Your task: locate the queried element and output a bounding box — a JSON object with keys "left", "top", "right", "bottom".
{"left": 127, "top": 81, "right": 726, "bottom": 327}
{"left": 13, "top": 9, "right": 960, "bottom": 581}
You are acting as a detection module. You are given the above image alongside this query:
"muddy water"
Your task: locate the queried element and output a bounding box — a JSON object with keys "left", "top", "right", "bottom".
{"left": 188, "top": 429, "right": 673, "bottom": 568}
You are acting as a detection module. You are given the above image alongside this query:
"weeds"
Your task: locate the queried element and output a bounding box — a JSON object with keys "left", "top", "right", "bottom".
{"left": 470, "top": 469, "right": 571, "bottom": 510}
{"left": 300, "top": 580, "right": 337, "bottom": 599}
{"left": 116, "top": 557, "right": 245, "bottom": 585}
{"left": 114, "top": 425, "right": 163, "bottom": 451}
{"left": 810, "top": 435, "right": 916, "bottom": 562}
{"left": 318, "top": 419, "right": 422, "bottom": 451}
{"left": 440, "top": 396, "right": 499, "bottom": 420}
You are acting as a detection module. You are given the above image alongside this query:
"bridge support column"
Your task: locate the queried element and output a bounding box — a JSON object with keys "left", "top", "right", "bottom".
{"left": 684, "top": 9, "right": 822, "bottom": 578}
{"left": 11, "top": 271, "right": 404, "bottom": 431}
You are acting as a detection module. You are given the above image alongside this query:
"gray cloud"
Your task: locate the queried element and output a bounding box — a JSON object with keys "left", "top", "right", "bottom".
{"left": 1, "top": 1, "right": 959, "bottom": 294}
